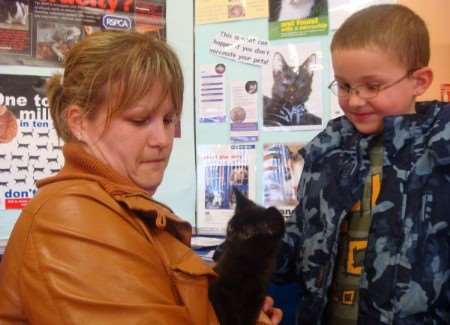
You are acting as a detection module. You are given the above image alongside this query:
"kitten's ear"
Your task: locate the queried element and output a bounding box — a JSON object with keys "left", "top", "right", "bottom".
{"left": 300, "top": 53, "right": 317, "bottom": 74}
{"left": 265, "top": 206, "right": 285, "bottom": 235}
{"left": 233, "top": 187, "right": 254, "bottom": 212}
{"left": 272, "top": 52, "right": 287, "bottom": 77}
{"left": 266, "top": 206, "right": 283, "bottom": 219}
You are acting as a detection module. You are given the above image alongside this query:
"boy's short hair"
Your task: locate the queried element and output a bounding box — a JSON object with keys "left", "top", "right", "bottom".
{"left": 331, "top": 4, "right": 430, "bottom": 71}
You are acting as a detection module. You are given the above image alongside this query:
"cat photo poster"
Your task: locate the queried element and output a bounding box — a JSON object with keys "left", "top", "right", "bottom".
{"left": 262, "top": 42, "right": 324, "bottom": 131}
{"left": 196, "top": 144, "right": 256, "bottom": 235}
{"left": 268, "top": 0, "right": 329, "bottom": 39}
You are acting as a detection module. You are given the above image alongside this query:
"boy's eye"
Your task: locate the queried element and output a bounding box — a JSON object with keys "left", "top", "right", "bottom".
{"left": 365, "top": 84, "right": 381, "bottom": 92}
{"left": 337, "top": 82, "right": 351, "bottom": 92}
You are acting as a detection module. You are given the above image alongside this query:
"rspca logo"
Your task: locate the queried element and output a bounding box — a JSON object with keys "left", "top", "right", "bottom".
{"left": 102, "top": 15, "right": 132, "bottom": 30}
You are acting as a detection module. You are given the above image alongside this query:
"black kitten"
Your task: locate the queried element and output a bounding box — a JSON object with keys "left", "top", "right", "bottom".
{"left": 209, "top": 188, "right": 285, "bottom": 325}
{"left": 263, "top": 51, "right": 322, "bottom": 127}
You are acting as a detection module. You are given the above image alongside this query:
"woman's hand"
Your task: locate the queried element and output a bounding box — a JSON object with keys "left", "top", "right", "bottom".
{"left": 262, "top": 296, "right": 283, "bottom": 325}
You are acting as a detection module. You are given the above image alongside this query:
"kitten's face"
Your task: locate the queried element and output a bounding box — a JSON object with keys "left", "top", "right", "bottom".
{"left": 227, "top": 189, "right": 285, "bottom": 241}
{"left": 272, "top": 52, "right": 316, "bottom": 107}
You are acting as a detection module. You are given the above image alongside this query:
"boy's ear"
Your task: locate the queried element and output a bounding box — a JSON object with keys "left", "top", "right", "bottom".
{"left": 66, "top": 104, "right": 84, "bottom": 141}
{"left": 412, "top": 67, "right": 433, "bottom": 96}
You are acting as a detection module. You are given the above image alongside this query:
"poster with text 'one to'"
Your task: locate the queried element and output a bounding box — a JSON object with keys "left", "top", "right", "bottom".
{"left": 0, "top": 74, "right": 64, "bottom": 210}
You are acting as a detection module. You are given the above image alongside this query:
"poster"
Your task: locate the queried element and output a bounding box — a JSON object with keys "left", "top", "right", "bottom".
{"left": 198, "top": 63, "right": 227, "bottom": 123}
{"left": 268, "top": 0, "right": 329, "bottom": 39}
{"left": 263, "top": 143, "right": 304, "bottom": 218}
{"left": 0, "top": 74, "right": 64, "bottom": 210}
{"left": 229, "top": 80, "right": 258, "bottom": 142}
{"left": 195, "top": 0, "right": 268, "bottom": 25}
{"left": 209, "top": 31, "right": 270, "bottom": 66}
{"left": 197, "top": 144, "right": 256, "bottom": 235}
{"left": 0, "top": 0, "right": 166, "bottom": 66}
{"left": 262, "top": 42, "right": 324, "bottom": 131}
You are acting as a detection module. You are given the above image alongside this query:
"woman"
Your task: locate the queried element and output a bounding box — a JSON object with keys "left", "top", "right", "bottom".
{"left": 0, "top": 31, "right": 281, "bottom": 324}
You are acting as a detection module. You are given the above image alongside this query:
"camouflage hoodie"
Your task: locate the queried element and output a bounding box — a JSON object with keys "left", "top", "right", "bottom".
{"left": 274, "top": 101, "right": 450, "bottom": 324}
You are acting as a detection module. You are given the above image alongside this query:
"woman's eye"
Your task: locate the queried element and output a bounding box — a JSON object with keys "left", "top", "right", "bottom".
{"left": 164, "top": 115, "right": 178, "bottom": 126}
{"left": 130, "top": 118, "right": 148, "bottom": 126}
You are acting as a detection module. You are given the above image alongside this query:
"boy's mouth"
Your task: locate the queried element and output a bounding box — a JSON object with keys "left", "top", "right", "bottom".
{"left": 350, "top": 112, "right": 374, "bottom": 121}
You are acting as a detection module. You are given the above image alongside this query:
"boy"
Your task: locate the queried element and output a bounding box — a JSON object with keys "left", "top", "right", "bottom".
{"left": 273, "top": 4, "right": 449, "bottom": 325}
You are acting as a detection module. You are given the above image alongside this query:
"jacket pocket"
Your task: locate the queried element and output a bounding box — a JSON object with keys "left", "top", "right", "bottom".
{"left": 399, "top": 189, "right": 449, "bottom": 318}
{"left": 171, "top": 250, "right": 219, "bottom": 325}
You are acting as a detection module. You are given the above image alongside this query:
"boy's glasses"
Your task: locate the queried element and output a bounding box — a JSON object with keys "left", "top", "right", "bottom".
{"left": 328, "top": 69, "right": 416, "bottom": 100}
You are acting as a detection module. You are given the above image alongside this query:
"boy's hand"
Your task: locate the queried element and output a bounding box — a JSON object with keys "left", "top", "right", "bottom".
{"left": 262, "top": 296, "right": 283, "bottom": 324}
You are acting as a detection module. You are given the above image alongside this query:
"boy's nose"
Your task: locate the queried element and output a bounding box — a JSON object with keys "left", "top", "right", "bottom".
{"left": 347, "top": 90, "right": 366, "bottom": 107}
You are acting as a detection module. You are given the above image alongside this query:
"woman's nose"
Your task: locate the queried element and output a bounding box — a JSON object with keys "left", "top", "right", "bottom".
{"left": 147, "top": 120, "right": 171, "bottom": 148}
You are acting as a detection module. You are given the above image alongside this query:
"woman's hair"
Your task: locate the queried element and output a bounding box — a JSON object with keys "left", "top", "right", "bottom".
{"left": 331, "top": 4, "right": 430, "bottom": 70}
{"left": 47, "top": 31, "right": 184, "bottom": 141}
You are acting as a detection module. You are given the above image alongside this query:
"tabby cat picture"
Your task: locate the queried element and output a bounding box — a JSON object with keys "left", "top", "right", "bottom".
{"left": 264, "top": 51, "right": 322, "bottom": 127}
{"left": 209, "top": 188, "right": 285, "bottom": 325}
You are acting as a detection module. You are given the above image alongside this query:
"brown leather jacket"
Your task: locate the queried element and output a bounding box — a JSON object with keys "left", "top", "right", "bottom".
{"left": 0, "top": 143, "right": 220, "bottom": 324}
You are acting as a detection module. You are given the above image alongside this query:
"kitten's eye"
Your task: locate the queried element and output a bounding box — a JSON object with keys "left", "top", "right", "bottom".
{"left": 287, "top": 85, "right": 295, "bottom": 93}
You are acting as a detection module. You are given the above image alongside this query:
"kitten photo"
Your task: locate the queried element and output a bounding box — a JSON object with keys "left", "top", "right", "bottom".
{"left": 287, "top": 144, "right": 304, "bottom": 195}
{"left": 263, "top": 143, "right": 305, "bottom": 208}
{"left": 263, "top": 51, "right": 322, "bottom": 127}
{"left": 269, "top": 0, "right": 328, "bottom": 22}
{"left": 209, "top": 188, "right": 285, "bottom": 325}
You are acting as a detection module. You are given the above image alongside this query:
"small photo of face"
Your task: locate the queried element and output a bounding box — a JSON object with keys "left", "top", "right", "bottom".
{"left": 83, "top": 25, "right": 100, "bottom": 36}
{"left": 0, "top": 105, "right": 18, "bottom": 143}
{"left": 215, "top": 63, "right": 226, "bottom": 74}
{"left": 230, "top": 106, "right": 246, "bottom": 123}
{"left": 245, "top": 81, "right": 257, "bottom": 94}
{"left": 228, "top": 4, "right": 245, "bottom": 18}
